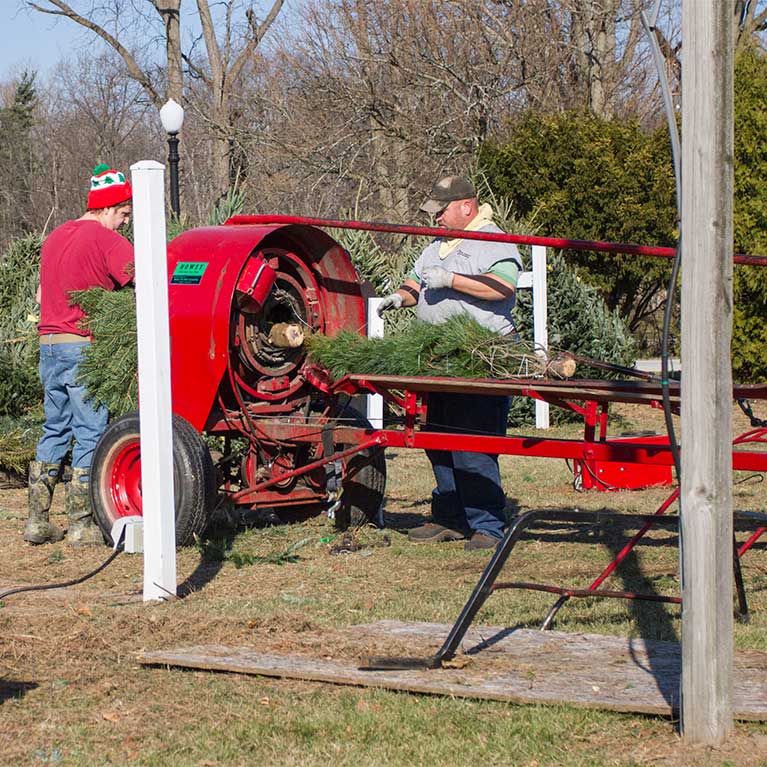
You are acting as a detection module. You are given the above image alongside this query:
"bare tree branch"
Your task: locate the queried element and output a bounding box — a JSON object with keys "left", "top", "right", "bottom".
{"left": 27, "top": 0, "right": 161, "bottom": 106}
{"left": 195, "top": 0, "right": 223, "bottom": 101}
{"left": 149, "top": 0, "right": 182, "bottom": 101}
{"left": 230, "top": 0, "right": 284, "bottom": 84}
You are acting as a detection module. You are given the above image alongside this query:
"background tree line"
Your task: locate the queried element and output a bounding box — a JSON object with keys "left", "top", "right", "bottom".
{"left": 2, "top": 0, "right": 767, "bottom": 376}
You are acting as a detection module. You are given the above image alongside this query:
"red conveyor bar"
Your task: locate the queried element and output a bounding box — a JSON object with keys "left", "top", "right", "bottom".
{"left": 319, "top": 374, "right": 767, "bottom": 472}
{"left": 228, "top": 214, "right": 767, "bottom": 267}
{"left": 333, "top": 373, "right": 767, "bottom": 404}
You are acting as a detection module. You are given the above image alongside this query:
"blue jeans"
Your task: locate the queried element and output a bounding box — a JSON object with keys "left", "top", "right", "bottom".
{"left": 36, "top": 342, "right": 108, "bottom": 470}
{"left": 424, "top": 392, "right": 510, "bottom": 539}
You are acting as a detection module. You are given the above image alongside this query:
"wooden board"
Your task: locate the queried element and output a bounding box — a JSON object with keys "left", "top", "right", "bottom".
{"left": 138, "top": 620, "right": 767, "bottom": 720}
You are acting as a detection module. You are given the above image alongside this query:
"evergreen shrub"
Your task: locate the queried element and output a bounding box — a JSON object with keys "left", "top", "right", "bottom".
{"left": 733, "top": 45, "right": 767, "bottom": 382}
{"left": 0, "top": 233, "right": 42, "bottom": 416}
{"left": 478, "top": 111, "right": 676, "bottom": 347}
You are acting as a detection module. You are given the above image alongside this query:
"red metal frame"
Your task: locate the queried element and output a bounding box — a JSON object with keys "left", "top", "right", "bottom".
{"left": 157, "top": 216, "right": 767, "bottom": 639}
{"left": 301, "top": 368, "right": 767, "bottom": 620}
{"left": 302, "top": 368, "right": 767, "bottom": 474}
{"left": 164, "top": 219, "right": 767, "bottom": 521}
{"left": 228, "top": 214, "right": 767, "bottom": 267}
{"left": 574, "top": 434, "right": 674, "bottom": 491}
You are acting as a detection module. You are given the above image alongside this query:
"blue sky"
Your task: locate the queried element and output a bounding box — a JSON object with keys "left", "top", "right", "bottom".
{"left": 2, "top": 2, "right": 298, "bottom": 84}
{"left": 2, "top": 4, "right": 98, "bottom": 79}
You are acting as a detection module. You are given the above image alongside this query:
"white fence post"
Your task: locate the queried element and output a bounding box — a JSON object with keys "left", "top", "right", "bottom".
{"left": 532, "top": 246, "right": 549, "bottom": 429}
{"left": 130, "top": 160, "right": 177, "bottom": 602}
{"left": 366, "top": 298, "right": 384, "bottom": 428}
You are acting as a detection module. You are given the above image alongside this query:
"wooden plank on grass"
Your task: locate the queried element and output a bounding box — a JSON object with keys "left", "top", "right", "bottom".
{"left": 138, "top": 621, "right": 767, "bottom": 720}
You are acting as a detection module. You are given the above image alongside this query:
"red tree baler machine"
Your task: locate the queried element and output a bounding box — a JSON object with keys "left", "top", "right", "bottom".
{"left": 89, "top": 221, "right": 386, "bottom": 544}
{"left": 87, "top": 216, "right": 767, "bottom": 552}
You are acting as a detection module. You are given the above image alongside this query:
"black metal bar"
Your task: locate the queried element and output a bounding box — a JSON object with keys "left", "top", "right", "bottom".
{"left": 733, "top": 532, "right": 749, "bottom": 621}
{"left": 431, "top": 509, "right": 680, "bottom": 666}
{"left": 360, "top": 508, "right": 767, "bottom": 672}
{"left": 540, "top": 596, "right": 569, "bottom": 631}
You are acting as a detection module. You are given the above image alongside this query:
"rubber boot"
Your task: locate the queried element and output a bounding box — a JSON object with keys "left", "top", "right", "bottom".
{"left": 65, "top": 468, "right": 104, "bottom": 546}
{"left": 24, "top": 460, "right": 65, "bottom": 544}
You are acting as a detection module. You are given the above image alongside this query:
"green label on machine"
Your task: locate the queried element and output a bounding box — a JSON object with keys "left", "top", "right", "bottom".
{"left": 171, "top": 261, "right": 208, "bottom": 285}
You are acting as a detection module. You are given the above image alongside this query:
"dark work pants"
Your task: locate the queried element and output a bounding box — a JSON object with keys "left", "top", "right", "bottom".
{"left": 423, "top": 392, "right": 510, "bottom": 539}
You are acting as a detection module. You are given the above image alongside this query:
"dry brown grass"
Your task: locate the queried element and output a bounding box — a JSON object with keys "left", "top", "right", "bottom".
{"left": 1, "top": 402, "right": 766, "bottom": 766}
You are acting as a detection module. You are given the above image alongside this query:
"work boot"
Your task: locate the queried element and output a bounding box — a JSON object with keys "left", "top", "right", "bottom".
{"left": 464, "top": 532, "right": 500, "bottom": 552}
{"left": 407, "top": 522, "right": 467, "bottom": 544}
{"left": 65, "top": 468, "right": 104, "bottom": 547}
{"left": 24, "top": 460, "right": 65, "bottom": 545}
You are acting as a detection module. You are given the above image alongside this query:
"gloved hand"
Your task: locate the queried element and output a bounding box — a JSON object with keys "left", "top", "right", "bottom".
{"left": 376, "top": 292, "right": 403, "bottom": 317}
{"left": 422, "top": 266, "right": 454, "bottom": 290}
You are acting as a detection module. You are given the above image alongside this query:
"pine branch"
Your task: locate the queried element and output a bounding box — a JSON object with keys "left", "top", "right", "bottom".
{"left": 304, "top": 315, "right": 574, "bottom": 381}
{"left": 73, "top": 288, "right": 138, "bottom": 416}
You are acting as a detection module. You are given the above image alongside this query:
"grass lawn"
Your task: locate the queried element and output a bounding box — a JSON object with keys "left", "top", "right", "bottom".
{"left": 1, "top": 402, "right": 767, "bottom": 766}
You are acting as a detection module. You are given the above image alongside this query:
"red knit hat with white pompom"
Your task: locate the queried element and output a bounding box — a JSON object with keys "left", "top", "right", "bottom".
{"left": 87, "top": 164, "right": 132, "bottom": 209}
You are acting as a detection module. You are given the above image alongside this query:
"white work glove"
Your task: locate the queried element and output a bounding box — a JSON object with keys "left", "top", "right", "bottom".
{"left": 422, "top": 266, "right": 454, "bottom": 290}
{"left": 376, "top": 292, "right": 404, "bottom": 317}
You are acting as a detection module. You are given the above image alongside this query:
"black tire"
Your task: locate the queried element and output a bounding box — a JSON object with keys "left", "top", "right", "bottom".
{"left": 333, "top": 406, "right": 387, "bottom": 529}
{"left": 90, "top": 412, "right": 216, "bottom": 546}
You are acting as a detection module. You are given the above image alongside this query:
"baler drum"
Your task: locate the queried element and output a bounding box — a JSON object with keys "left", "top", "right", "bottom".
{"left": 232, "top": 247, "right": 323, "bottom": 401}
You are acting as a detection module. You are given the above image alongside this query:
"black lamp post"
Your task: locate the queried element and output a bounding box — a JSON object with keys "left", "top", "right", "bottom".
{"left": 159, "top": 99, "right": 185, "bottom": 218}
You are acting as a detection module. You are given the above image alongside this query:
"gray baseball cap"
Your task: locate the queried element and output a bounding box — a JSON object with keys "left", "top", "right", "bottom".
{"left": 419, "top": 175, "right": 476, "bottom": 214}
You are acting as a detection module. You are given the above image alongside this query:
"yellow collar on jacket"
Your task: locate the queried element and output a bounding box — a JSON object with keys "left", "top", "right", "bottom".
{"left": 438, "top": 203, "right": 495, "bottom": 259}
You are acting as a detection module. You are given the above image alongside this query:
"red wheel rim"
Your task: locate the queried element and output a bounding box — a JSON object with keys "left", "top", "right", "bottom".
{"left": 106, "top": 439, "right": 143, "bottom": 518}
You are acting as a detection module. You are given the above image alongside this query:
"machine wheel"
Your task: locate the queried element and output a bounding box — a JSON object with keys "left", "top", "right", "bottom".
{"left": 334, "top": 406, "right": 387, "bottom": 530}
{"left": 90, "top": 412, "right": 216, "bottom": 546}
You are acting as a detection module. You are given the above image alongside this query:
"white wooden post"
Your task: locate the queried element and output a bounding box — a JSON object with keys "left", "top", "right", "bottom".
{"left": 130, "top": 160, "right": 177, "bottom": 602}
{"left": 532, "top": 246, "right": 549, "bottom": 429}
{"left": 680, "top": 0, "right": 734, "bottom": 743}
{"left": 366, "top": 298, "right": 384, "bottom": 428}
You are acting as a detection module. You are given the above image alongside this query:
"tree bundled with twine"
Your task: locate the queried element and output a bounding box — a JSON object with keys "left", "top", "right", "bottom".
{"left": 304, "top": 315, "right": 578, "bottom": 381}
{"left": 0, "top": 233, "right": 43, "bottom": 477}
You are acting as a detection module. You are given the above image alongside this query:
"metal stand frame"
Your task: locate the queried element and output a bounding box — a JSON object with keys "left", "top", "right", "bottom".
{"left": 362, "top": 506, "right": 767, "bottom": 671}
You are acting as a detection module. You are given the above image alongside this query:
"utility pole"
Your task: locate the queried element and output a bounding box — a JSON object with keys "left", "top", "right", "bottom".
{"left": 680, "top": 0, "right": 734, "bottom": 744}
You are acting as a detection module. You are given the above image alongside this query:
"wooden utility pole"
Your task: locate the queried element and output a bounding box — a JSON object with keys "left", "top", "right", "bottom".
{"left": 680, "top": 0, "right": 734, "bottom": 744}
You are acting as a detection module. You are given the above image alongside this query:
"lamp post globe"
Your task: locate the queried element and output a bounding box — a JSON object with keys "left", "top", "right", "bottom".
{"left": 160, "top": 99, "right": 185, "bottom": 218}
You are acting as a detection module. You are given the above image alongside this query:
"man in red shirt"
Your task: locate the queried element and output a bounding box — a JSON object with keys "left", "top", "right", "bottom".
{"left": 25, "top": 164, "right": 134, "bottom": 546}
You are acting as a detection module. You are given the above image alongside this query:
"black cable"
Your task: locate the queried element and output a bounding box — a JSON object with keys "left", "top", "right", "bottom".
{"left": 577, "top": 457, "right": 622, "bottom": 492}
{"left": 737, "top": 398, "right": 767, "bottom": 428}
{"left": 734, "top": 473, "right": 763, "bottom": 486}
{"left": 0, "top": 543, "right": 124, "bottom": 602}
{"left": 660, "top": 236, "right": 682, "bottom": 481}
{"left": 641, "top": 5, "right": 683, "bottom": 483}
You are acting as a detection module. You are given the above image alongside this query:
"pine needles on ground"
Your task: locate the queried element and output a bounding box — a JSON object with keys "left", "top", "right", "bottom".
{"left": 196, "top": 535, "right": 314, "bottom": 568}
